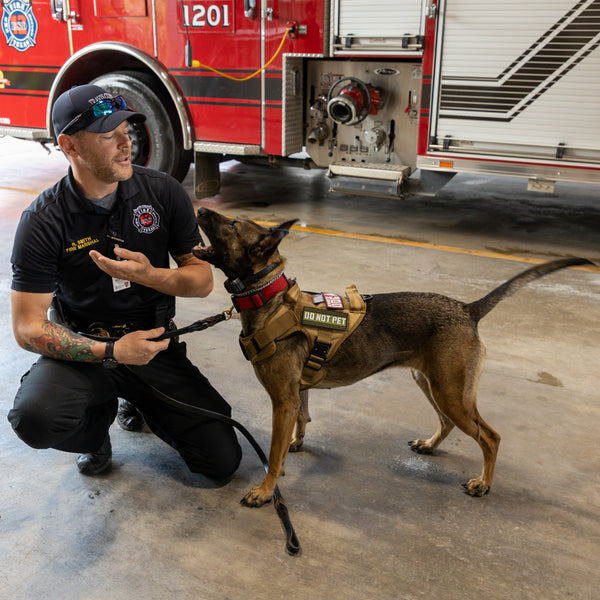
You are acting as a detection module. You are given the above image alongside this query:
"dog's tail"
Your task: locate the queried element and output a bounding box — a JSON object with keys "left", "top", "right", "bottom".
{"left": 467, "top": 257, "right": 594, "bottom": 323}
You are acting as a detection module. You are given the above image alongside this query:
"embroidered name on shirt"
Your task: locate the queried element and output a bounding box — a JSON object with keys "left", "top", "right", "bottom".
{"left": 133, "top": 205, "right": 160, "bottom": 234}
{"left": 65, "top": 236, "right": 100, "bottom": 253}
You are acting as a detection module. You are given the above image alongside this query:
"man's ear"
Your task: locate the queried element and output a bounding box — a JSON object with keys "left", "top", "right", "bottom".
{"left": 57, "top": 133, "right": 77, "bottom": 159}
{"left": 254, "top": 219, "right": 298, "bottom": 258}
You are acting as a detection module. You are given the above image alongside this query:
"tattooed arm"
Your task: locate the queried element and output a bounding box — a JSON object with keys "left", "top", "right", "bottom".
{"left": 10, "top": 290, "right": 169, "bottom": 365}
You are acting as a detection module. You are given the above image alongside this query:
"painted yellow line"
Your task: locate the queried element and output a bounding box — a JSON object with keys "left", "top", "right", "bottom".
{"left": 0, "top": 185, "right": 41, "bottom": 195}
{"left": 248, "top": 218, "right": 600, "bottom": 273}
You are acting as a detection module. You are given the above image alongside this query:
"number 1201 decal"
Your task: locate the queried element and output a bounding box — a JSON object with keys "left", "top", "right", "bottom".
{"left": 181, "top": 2, "right": 233, "bottom": 31}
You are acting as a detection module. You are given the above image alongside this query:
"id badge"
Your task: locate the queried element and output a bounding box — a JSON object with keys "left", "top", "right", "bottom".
{"left": 112, "top": 277, "right": 131, "bottom": 292}
{"left": 110, "top": 241, "right": 130, "bottom": 292}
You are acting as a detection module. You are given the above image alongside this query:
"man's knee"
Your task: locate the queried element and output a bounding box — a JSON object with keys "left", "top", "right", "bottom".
{"left": 7, "top": 395, "right": 66, "bottom": 449}
{"left": 183, "top": 436, "right": 243, "bottom": 481}
{"left": 10, "top": 359, "right": 118, "bottom": 451}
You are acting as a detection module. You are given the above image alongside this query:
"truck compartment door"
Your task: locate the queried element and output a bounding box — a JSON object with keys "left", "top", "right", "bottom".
{"left": 429, "top": 0, "right": 600, "bottom": 165}
{"left": 174, "top": 0, "right": 262, "bottom": 147}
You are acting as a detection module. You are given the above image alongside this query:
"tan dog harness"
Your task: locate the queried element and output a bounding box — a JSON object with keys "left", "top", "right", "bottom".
{"left": 239, "top": 281, "right": 367, "bottom": 388}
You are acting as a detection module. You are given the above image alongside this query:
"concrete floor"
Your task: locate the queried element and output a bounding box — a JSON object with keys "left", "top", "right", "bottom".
{"left": 1, "top": 137, "right": 599, "bottom": 600}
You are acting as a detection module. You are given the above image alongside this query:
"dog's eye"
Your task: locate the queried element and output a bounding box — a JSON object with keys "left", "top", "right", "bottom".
{"left": 229, "top": 220, "right": 238, "bottom": 230}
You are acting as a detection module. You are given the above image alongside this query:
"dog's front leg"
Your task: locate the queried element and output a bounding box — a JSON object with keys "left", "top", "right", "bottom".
{"left": 241, "top": 388, "right": 299, "bottom": 508}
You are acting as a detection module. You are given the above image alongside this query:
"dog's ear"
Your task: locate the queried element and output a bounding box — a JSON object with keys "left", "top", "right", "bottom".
{"left": 276, "top": 219, "right": 299, "bottom": 235}
{"left": 254, "top": 219, "right": 298, "bottom": 257}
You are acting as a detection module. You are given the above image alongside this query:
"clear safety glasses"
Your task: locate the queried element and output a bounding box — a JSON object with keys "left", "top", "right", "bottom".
{"left": 60, "top": 96, "right": 129, "bottom": 135}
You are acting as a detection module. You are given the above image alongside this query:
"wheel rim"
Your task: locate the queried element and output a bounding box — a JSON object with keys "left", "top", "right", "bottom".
{"left": 128, "top": 120, "right": 151, "bottom": 167}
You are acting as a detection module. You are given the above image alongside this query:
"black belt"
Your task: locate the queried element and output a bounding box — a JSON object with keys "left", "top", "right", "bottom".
{"left": 81, "top": 312, "right": 231, "bottom": 342}
{"left": 84, "top": 319, "right": 176, "bottom": 340}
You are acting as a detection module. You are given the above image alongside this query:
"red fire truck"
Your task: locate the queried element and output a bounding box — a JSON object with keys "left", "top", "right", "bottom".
{"left": 1, "top": 0, "right": 600, "bottom": 198}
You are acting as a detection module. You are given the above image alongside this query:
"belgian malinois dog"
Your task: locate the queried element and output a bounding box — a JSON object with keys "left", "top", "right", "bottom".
{"left": 193, "top": 207, "right": 593, "bottom": 507}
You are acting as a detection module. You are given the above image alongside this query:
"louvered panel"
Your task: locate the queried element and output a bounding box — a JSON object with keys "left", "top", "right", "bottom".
{"left": 433, "top": 0, "right": 600, "bottom": 158}
{"left": 337, "top": 0, "right": 423, "bottom": 38}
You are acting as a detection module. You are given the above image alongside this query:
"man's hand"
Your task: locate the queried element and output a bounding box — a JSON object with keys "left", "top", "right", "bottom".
{"left": 113, "top": 327, "right": 170, "bottom": 365}
{"left": 89, "top": 247, "right": 214, "bottom": 298}
{"left": 89, "top": 247, "right": 151, "bottom": 284}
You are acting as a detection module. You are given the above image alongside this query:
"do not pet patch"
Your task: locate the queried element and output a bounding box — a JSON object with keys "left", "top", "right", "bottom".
{"left": 302, "top": 307, "right": 348, "bottom": 331}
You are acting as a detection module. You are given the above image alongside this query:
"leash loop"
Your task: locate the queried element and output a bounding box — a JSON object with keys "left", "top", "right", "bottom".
{"left": 274, "top": 494, "right": 302, "bottom": 555}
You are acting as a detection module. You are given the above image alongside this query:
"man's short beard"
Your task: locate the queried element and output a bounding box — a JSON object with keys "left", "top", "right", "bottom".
{"left": 77, "top": 142, "right": 132, "bottom": 184}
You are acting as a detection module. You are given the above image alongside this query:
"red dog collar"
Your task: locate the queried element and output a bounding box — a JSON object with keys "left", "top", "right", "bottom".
{"left": 232, "top": 273, "right": 289, "bottom": 311}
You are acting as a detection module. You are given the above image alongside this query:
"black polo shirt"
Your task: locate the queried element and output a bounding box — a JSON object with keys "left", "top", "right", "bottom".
{"left": 11, "top": 165, "right": 201, "bottom": 328}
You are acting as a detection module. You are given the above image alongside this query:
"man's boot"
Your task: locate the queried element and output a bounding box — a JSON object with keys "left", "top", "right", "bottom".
{"left": 116, "top": 399, "right": 145, "bottom": 432}
{"left": 76, "top": 435, "right": 112, "bottom": 476}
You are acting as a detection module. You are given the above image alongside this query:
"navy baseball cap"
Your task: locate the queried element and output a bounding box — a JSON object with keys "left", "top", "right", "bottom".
{"left": 52, "top": 84, "right": 146, "bottom": 137}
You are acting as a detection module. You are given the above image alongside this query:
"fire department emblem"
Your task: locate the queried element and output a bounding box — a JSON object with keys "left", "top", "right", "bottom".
{"left": 132, "top": 205, "right": 160, "bottom": 234}
{"left": 1, "top": 0, "right": 38, "bottom": 52}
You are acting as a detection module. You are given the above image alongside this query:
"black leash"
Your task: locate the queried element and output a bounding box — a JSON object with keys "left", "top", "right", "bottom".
{"left": 81, "top": 309, "right": 302, "bottom": 556}
{"left": 154, "top": 308, "right": 235, "bottom": 340}
{"left": 125, "top": 368, "right": 301, "bottom": 556}
{"left": 80, "top": 308, "right": 236, "bottom": 343}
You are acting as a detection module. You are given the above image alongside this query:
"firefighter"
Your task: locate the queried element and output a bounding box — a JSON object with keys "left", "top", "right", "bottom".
{"left": 7, "top": 84, "right": 242, "bottom": 481}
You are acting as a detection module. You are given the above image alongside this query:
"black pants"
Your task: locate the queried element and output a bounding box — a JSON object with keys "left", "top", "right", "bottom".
{"left": 7, "top": 340, "right": 242, "bottom": 480}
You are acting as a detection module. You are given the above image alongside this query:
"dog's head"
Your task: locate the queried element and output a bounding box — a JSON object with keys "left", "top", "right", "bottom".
{"left": 193, "top": 207, "right": 298, "bottom": 285}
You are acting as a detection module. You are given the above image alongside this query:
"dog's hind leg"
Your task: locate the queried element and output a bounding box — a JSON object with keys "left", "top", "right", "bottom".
{"left": 408, "top": 369, "right": 455, "bottom": 454}
{"left": 415, "top": 338, "right": 500, "bottom": 497}
{"left": 289, "top": 389, "right": 310, "bottom": 452}
{"left": 459, "top": 409, "right": 500, "bottom": 497}
{"left": 447, "top": 397, "right": 500, "bottom": 497}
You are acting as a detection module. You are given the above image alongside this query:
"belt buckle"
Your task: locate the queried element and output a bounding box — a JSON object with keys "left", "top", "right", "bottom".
{"left": 88, "top": 324, "right": 111, "bottom": 338}
{"left": 88, "top": 322, "right": 132, "bottom": 338}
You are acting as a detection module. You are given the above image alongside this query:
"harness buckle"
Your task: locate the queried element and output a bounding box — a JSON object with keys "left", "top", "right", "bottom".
{"left": 310, "top": 341, "right": 331, "bottom": 361}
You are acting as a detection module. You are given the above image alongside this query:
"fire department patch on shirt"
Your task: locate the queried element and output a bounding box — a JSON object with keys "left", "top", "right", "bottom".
{"left": 302, "top": 307, "right": 348, "bottom": 331}
{"left": 1, "top": 0, "right": 38, "bottom": 52}
{"left": 132, "top": 205, "right": 160, "bottom": 234}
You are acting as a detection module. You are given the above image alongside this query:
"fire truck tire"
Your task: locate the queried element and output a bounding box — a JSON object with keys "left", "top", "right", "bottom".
{"left": 90, "top": 72, "right": 192, "bottom": 182}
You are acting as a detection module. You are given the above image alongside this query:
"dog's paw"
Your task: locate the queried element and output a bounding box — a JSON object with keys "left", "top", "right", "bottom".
{"left": 462, "top": 478, "right": 491, "bottom": 497}
{"left": 289, "top": 435, "right": 304, "bottom": 453}
{"left": 408, "top": 439, "right": 435, "bottom": 455}
{"left": 240, "top": 487, "right": 273, "bottom": 508}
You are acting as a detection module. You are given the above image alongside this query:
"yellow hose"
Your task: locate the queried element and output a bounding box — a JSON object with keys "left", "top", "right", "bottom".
{"left": 191, "top": 29, "right": 290, "bottom": 81}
